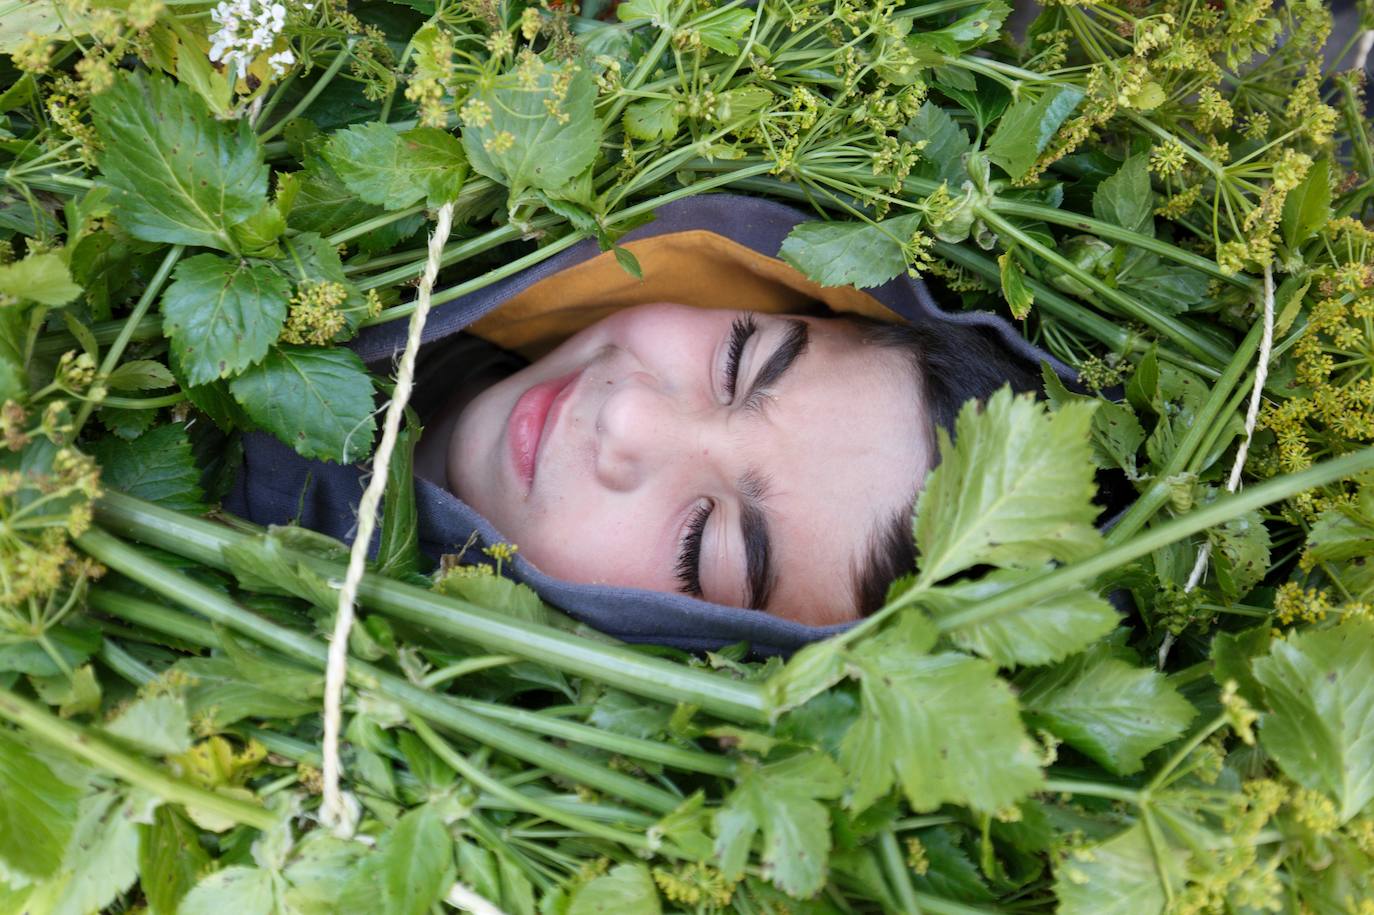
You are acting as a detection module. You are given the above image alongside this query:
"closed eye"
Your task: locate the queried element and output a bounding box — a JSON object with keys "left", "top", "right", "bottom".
{"left": 674, "top": 500, "right": 712, "bottom": 596}
{"left": 722, "top": 314, "right": 757, "bottom": 402}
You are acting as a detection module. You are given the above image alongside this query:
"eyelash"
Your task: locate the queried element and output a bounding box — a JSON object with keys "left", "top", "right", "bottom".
{"left": 675, "top": 316, "right": 758, "bottom": 597}
{"left": 722, "top": 314, "right": 756, "bottom": 402}
{"left": 675, "top": 500, "right": 711, "bottom": 596}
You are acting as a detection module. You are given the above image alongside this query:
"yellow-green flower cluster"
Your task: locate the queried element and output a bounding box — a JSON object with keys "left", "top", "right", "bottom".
{"left": 281, "top": 281, "right": 349, "bottom": 346}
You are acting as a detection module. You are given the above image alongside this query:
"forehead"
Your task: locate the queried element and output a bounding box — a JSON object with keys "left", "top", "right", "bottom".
{"left": 755, "top": 319, "right": 929, "bottom": 622}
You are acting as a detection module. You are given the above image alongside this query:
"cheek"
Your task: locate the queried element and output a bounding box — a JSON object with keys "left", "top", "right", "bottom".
{"left": 515, "top": 491, "right": 664, "bottom": 588}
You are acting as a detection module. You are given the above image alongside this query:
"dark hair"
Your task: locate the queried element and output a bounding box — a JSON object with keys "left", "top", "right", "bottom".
{"left": 850, "top": 319, "right": 1044, "bottom": 616}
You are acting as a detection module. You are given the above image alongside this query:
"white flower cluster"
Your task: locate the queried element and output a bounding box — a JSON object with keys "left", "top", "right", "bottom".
{"left": 208, "top": 0, "right": 298, "bottom": 77}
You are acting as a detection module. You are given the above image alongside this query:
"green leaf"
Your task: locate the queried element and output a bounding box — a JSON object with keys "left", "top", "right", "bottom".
{"left": 1020, "top": 644, "right": 1196, "bottom": 775}
{"left": 463, "top": 58, "right": 601, "bottom": 196}
{"left": 140, "top": 807, "right": 213, "bottom": 915}
{"left": 910, "top": 826, "right": 994, "bottom": 903}
{"left": 229, "top": 346, "right": 377, "bottom": 463}
{"left": 106, "top": 359, "right": 176, "bottom": 392}
{"left": 281, "top": 834, "right": 367, "bottom": 915}
{"left": 0, "top": 730, "right": 83, "bottom": 880}
{"left": 1119, "top": 257, "right": 1209, "bottom": 314}
{"left": 325, "top": 124, "right": 468, "bottom": 210}
{"left": 1041, "top": 364, "right": 1145, "bottom": 476}
{"left": 1210, "top": 624, "right": 1271, "bottom": 707}
{"left": 913, "top": 388, "right": 1102, "bottom": 585}
{"left": 289, "top": 157, "right": 385, "bottom": 237}
{"left": 91, "top": 71, "right": 267, "bottom": 250}
{"left": 902, "top": 103, "right": 972, "bottom": 187}
{"left": 694, "top": 8, "right": 755, "bottom": 54}
{"left": 102, "top": 693, "right": 193, "bottom": 756}
{"left": 616, "top": 0, "right": 673, "bottom": 27}
{"left": 986, "top": 86, "right": 1084, "bottom": 179}
{"left": 377, "top": 413, "right": 422, "bottom": 578}
{"left": 839, "top": 614, "right": 1042, "bottom": 814}
{"left": 49, "top": 788, "right": 147, "bottom": 915}
{"left": 1091, "top": 154, "right": 1153, "bottom": 238}
{"left": 339, "top": 803, "right": 454, "bottom": 915}
{"left": 779, "top": 212, "right": 924, "bottom": 289}
{"left": 998, "top": 248, "right": 1034, "bottom": 319}
{"left": 567, "top": 863, "right": 661, "bottom": 915}
{"left": 764, "top": 638, "right": 849, "bottom": 716}
{"left": 714, "top": 752, "right": 845, "bottom": 897}
{"left": 181, "top": 866, "right": 280, "bottom": 915}
{"left": 1208, "top": 510, "right": 1271, "bottom": 600}
{"left": 623, "top": 97, "right": 680, "bottom": 143}
{"left": 0, "top": 252, "right": 82, "bottom": 306}
{"left": 161, "top": 254, "right": 290, "bottom": 387}
{"left": 89, "top": 423, "right": 205, "bottom": 512}
{"left": 1281, "top": 157, "right": 1331, "bottom": 251}
{"left": 175, "top": 656, "right": 317, "bottom": 729}
{"left": 921, "top": 567, "right": 1119, "bottom": 667}
{"left": 1304, "top": 486, "right": 1374, "bottom": 565}
{"left": 1252, "top": 619, "right": 1374, "bottom": 822}
{"left": 1055, "top": 823, "right": 1183, "bottom": 915}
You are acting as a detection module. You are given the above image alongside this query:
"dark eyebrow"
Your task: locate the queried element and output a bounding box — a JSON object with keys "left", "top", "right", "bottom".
{"left": 735, "top": 319, "right": 809, "bottom": 609}
{"left": 744, "top": 319, "right": 809, "bottom": 408}
{"left": 738, "top": 469, "right": 776, "bottom": 610}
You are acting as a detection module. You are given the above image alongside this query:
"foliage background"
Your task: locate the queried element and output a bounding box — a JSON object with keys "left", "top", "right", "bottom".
{"left": 1, "top": 0, "right": 1374, "bottom": 912}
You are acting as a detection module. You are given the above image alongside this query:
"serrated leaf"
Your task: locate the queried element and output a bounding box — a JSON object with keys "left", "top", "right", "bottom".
{"left": 921, "top": 567, "right": 1118, "bottom": 667}
{"left": 623, "top": 97, "right": 680, "bottom": 142}
{"left": 102, "top": 693, "right": 192, "bottom": 756}
{"left": 175, "top": 656, "right": 317, "bottom": 729}
{"left": 229, "top": 346, "right": 377, "bottom": 463}
{"left": 1304, "top": 486, "right": 1374, "bottom": 565}
{"left": 281, "top": 833, "right": 367, "bottom": 915}
{"left": 1209, "top": 510, "right": 1271, "bottom": 599}
{"left": 839, "top": 614, "right": 1042, "bottom": 814}
{"left": 160, "top": 254, "right": 290, "bottom": 386}
{"left": 1119, "top": 257, "right": 1209, "bottom": 314}
{"left": 325, "top": 124, "right": 468, "bottom": 210}
{"left": 288, "top": 157, "right": 384, "bottom": 237}
{"left": 180, "top": 866, "right": 280, "bottom": 915}
{"left": 1020, "top": 644, "right": 1196, "bottom": 775}
{"left": 1282, "top": 157, "right": 1331, "bottom": 251}
{"left": 49, "top": 788, "right": 147, "bottom": 915}
{"left": 1252, "top": 619, "right": 1374, "bottom": 822}
{"left": 986, "top": 86, "right": 1083, "bottom": 179}
{"left": 914, "top": 388, "right": 1102, "bottom": 585}
{"left": 0, "top": 729, "right": 83, "bottom": 880}
{"left": 695, "top": 7, "right": 755, "bottom": 54}
{"left": 106, "top": 359, "right": 176, "bottom": 392}
{"left": 1210, "top": 624, "right": 1271, "bottom": 707}
{"left": 1055, "top": 823, "right": 1184, "bottom": 915}
{"left": 910, "top": 826, "right": 994, "bottom": 903}
{"left": 779, "top": 212, "right": 924, "bottom": 288}
{"left": 339, "top": 803, "right": 453, "bottom": 915}
{"left": 567, "top": 863, "right": 661, "bottom": 915}
{"left": 1091, "top": 154, "right": 1153, "bottom": 238}
{"left": 902, "top": 103, "right": 972, "bottom": 187}
{"left": 714, "top": 752, "right": 844, "bottom": 897}
{"left": 998, "top": 248, "right": 1034, "bottom": 319}
{"left": 463, "top": 59, "right": 601, "bottom": 196}
{"left": 1041, "top": 364, "right": 1145, "bottom": 477}
{"left": 377, "top": 416, "right": 421, "bottom": 578}
{"left": 89, "top": 423, "right": 205, "bottom": 512}
{"left": 140, "top": 807, "right": 212, "bottom": 915}
{"left": 0, "top": 252, "right": 82, "bottom": 306}
{"left": 91, "top": 71, "right": 267, "bottom": 250}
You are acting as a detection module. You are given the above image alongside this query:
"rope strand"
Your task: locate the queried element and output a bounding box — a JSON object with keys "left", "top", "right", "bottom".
{"left": 1159, "top": 265, "right": 1274, "bottom": 669}
{"left": 321, "top": 201, "right": 456, "bottom": 833}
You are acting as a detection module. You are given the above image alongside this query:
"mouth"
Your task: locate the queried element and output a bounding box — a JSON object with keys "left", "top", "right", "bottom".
{"left": 507, "top": 368, "right": 582, "bottom": 492}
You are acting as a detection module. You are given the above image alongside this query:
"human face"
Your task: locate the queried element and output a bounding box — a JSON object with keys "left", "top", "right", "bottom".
{"left": 448, "top": 303, "right": 932, "bottom": 626}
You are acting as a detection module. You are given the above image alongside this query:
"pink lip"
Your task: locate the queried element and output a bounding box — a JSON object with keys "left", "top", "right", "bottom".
{"left": 508, "top": 369, "right": 581, "bottom": 491}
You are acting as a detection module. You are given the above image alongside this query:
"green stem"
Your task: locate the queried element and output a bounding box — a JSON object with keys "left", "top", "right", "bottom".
{"left": 78, "top": 536, "right": 682, "bottom": 813}
{"left": 259, "top": 38, "right": 357, "bottom": 143}
{"left": 985, "top": 198, "right": 1254, "bottom": 290}
{"left": 0, "top": 688, "right": 277, "bottom": 830}
{"left": 1041, "top": 777, "right": 1143, "bottom": 804}
{"left": 976, "top": 208, "right": 1230, "bottom": 367}
{"left": 879, "top": 829, "right": 921, "bottom": 914}
{"left": 409, "top": 716, "right": 653, "bottom": 850}
{"left": 327, "top": 203, "right": 426, "bottom": 247}
{"left": 92, "top": 493, "right": 768, "bottom": 723}
{"left": 98, "top": 638, "right": 156, "bottom": 686}
{"left": 356, "top": 215, "right": 557, "bottom": 292}
{"left": 74, "top": 245, "right": 183, "bottom": 434}
{"left": 97, "top": 392, "right": 187, "bottom": 410}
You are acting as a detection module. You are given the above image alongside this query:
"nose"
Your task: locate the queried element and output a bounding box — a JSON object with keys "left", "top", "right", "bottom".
{"left": 593, "top": 372, "right": 702, "bottom": 491}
